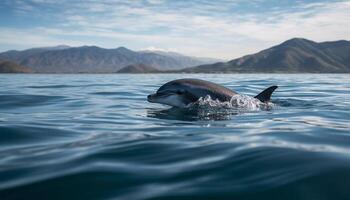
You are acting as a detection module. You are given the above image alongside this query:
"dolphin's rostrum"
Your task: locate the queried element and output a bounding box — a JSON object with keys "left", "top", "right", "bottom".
{"left": 148, "top": 79, "right": 278, "bottom": 108}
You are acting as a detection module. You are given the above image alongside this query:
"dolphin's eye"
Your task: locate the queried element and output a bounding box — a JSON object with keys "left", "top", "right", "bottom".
{"left": 176, "top": 90, "right": 184, "bottom": 95}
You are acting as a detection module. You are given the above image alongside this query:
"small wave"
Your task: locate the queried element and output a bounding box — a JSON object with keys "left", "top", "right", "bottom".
{"left": 0, "top": 94, "right": 65, "bottom": 108}
{"left": 274, "top": 98, "right": 330, "bottom": 108}
{"left": 26, "top": 85, "right": 75, "bottom": 89}
{"left": 90, "top": 91, "right": 134, "bottom": 96}
{"left": 27, "top": 83, "right": 117, "bottom": 89}
{"left": 90, "top": 92, "right": 118, "bottom": 96}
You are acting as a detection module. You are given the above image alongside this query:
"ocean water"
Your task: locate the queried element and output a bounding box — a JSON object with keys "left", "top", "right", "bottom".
{"left": 0, "top": 74, "right": 350, "bottom": 200}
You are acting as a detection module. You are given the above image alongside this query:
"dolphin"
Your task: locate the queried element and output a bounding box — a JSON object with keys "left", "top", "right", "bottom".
{"left": 147, "top": 78, "right": 278, "bottom": 108}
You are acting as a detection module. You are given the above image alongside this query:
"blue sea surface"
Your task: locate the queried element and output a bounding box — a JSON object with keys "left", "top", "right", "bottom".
{"left": 0, "top": 74, "right": 350, "bottom": 200}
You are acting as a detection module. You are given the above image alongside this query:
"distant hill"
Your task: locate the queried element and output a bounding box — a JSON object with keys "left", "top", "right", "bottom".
{"left": 139, "top": 50, "right": 224, "bottom": 65}
{"left": 0, "top": 60, "right": 33, "bottom": 73}
{"left": 0, "top": 46, "right": 219, "bottom": 73}
{"left": 183, "top": 38, "right": 350, "bottom": 73}
{"left": 117, "top": 64, "right": 160, "bottom": 73}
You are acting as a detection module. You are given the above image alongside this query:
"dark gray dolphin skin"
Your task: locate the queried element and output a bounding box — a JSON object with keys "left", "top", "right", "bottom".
{"left": 147, "top": 78, "right": 278, "bottom": 108}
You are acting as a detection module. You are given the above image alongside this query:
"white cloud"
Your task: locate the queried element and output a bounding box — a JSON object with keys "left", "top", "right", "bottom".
{"left": 0, "top": 28, "right": 85, "bottom": 48}
{"left": 142, "top": 46, "right": 178, "bottom": 52}
{"left": 1, "top": 0, "right": 350, "bottom": 59}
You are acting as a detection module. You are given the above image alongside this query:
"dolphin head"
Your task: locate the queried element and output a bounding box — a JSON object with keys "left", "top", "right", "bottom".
{"left": 147, "top": 81, "right": 197, "bottom": 108}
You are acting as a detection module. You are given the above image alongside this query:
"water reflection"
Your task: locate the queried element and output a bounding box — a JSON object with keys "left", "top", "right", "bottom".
{"left": 147, "top": 107, "right": 240, "bottom": 121}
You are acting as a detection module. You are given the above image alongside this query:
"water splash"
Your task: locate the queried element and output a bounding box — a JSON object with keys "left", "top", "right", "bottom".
{"left": 185, "top": 95, "right": 276, "bottom": 120}
{"left": 189, "top": 94, "right": 275, "bottom": 110}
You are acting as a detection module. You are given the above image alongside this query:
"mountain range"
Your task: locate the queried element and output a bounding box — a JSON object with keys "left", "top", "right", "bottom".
{"left": 0, "top": 38, "right": 349, "bottom": 73}
{"left": 0, "top": 46, "right": 220, "bottom": 73}
{"left": 183, "top": 38, "right": 350, "bottom": 73}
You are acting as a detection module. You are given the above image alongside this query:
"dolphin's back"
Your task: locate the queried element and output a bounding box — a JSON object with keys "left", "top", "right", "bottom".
{"left": 159, "top": 79, "right": 237, "bottom": 101}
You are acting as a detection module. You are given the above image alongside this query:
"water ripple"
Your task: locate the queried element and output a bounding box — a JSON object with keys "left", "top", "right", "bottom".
{"left": 0, "top": 74, "right": 350, "bottom": 200}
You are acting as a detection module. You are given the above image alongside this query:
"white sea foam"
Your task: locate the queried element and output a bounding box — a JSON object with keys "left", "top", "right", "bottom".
{"left": 189, "top": 94, "right": 275, "bottom": 110}
{"left": 185, "top": 95, "right": 275, "bottom": 120}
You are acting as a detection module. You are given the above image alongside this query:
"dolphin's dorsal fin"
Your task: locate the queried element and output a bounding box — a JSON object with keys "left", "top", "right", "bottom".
{"left": 254, "top": 86, "right": 278, "bottom": 102}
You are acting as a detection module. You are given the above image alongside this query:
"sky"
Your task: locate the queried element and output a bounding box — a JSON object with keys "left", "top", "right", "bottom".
{"left": 0, "top": 0, "right": 349, "bottom": 59}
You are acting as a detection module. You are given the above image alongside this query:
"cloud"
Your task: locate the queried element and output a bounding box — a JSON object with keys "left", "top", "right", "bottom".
{"left": 0, "top": 0, "right": 350, "bottom": 59}
{"left": 142, "top": 46, "right": 178, "bottom": 52}
{"left": 0, "top": 28, "right": 85, "bottom": 48}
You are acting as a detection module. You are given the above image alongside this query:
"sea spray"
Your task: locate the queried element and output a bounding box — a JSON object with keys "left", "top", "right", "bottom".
{"left": 186, "top": 94, "right": 276, "bottom": 120}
